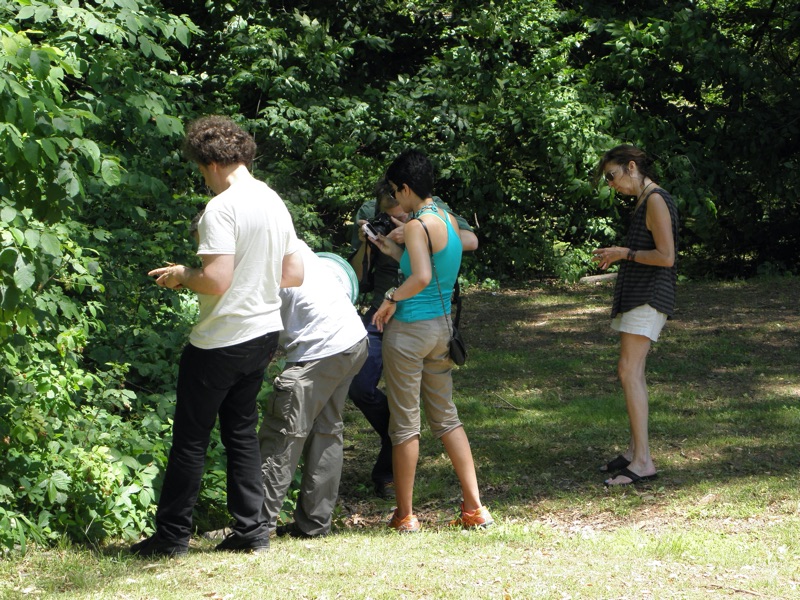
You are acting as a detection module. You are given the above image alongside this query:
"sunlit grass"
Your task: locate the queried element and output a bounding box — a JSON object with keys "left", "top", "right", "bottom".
{"left": 2, "top": 277, "right": 799, "bottom": 599}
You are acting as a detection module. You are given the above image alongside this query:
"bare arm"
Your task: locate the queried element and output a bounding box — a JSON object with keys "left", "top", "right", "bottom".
{"left": 371, "top": 220, "right": 432, "bottom": 331}
{"left": 459, "top": 229, "right": 478, "bottom": 252}
{"left": 401, "top": 220, "right": 433, "bottom": 293}
{"left": 280, "top": 250, "right": 304, "bottom": 288}
{"left": 373, "top": 234, "right": 404, "bottom": 263}
{"left": 149, "top": 254, "right": 235, "bottom": 295}
{"left": 642, "top": 194, "right": 675, "bottom": 267}
{"left": 593, "top": 194, "right": 674, "bottom": 269}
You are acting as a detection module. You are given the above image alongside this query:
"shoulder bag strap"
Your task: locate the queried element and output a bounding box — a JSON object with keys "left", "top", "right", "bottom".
{"left": 417, "top": 218, "right": 453, "bottom": 338}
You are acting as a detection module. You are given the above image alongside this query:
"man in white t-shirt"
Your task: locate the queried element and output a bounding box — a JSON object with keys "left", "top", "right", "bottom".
{"left": 132, "top": 116, "right": 304, "bottom": 558}
{"left": 259, "top": 242, "right": 367, "bottom": 539}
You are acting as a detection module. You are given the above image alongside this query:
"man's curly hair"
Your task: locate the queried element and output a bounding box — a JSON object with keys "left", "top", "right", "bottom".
{"left": 182, "top": 115, "right": 257, "bottom": 167}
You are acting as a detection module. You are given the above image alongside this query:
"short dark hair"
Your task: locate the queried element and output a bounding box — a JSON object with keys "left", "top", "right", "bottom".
{"left": 596, "top": 144, "right": 658, "bottom": 184}
{"left": 385, "top": 149, "right": 434, "bottom": 199}
{"left": 182, "top": 115, "right": 257, "bottom": 168}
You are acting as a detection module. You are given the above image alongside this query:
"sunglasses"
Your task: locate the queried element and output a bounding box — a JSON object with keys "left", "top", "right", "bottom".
{"left": 388, "top": 182, "right": 403, "bottom": 199}
{"left": 604, "top": 167, "right": 622, "bottom": 183}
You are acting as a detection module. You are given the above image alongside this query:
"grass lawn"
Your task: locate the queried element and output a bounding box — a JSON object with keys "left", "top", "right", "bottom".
{"left": 2, "top": 277, "right": 799, "bottom": 599}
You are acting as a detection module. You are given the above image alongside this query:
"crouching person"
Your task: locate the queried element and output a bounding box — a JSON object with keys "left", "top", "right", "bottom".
{"left": 259, "top": 242, "right": 368, "bottom": 538}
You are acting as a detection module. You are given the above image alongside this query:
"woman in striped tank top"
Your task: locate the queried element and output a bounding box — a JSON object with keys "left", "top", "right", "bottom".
{"left": 592, "top": 145, "right": 679, "bottom": 486}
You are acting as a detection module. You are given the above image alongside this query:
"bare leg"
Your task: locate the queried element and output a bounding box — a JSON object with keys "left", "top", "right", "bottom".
{"left": 606, "top": 332, "right": 657, "bottom": 484}
{"left": 392, "top": 436, "right": 419, "bottom": 518}
{"left": 440, "top": 426, "right": 482, "bottom": 511}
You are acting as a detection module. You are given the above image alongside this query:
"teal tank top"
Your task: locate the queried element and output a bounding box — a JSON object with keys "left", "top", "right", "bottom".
{"left": 395, "top": 210, "right": 462, "bottom": 323}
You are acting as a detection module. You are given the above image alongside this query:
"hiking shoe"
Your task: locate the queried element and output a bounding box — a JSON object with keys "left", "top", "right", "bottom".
{"left": 130, "top": 532, "right": 188, "bottom": 558}
{"left": 214, "top": 531, "right": 270, "bottom": 553}
{"left": 374, "top": 480, "right": 396, "bottom": 500}
{"left": 275, "top": 522, "right": 327, "bottom": 539}
{"left": 388, "top": 509, "right": 420, "bottom": 533}
{"left": 453, "top": 504, "right": 494, "bottom": 529}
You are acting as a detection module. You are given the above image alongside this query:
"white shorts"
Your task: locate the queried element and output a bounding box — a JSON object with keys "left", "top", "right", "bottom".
{"left": 611, "top": 303, "right": 668, "bottom": 342}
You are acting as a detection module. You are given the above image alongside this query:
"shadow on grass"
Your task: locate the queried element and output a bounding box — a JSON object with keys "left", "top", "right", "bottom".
{"left": 340, "top": 277, "right": 800, "bottom": 521}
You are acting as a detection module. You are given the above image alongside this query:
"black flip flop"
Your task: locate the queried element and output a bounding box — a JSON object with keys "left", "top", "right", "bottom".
{"left": 604, "top": 467, "right": 658, "bottom": 486}
{"left": 599, "top": 455, "right": 630, "bottom": 473}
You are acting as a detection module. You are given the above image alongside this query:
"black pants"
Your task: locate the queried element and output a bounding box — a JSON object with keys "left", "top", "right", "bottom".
{"left": 155, "top": 332, "right": 279, "bottom": 544}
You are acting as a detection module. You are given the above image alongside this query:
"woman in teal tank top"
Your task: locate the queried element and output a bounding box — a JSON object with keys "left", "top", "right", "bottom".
{"left": 371, "top": 150, "right": 494, "bottom": 532}
{"left": 393, "top": 209, "right": 461, "bottom": 322}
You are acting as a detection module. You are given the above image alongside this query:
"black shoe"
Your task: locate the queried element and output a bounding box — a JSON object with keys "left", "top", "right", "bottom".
{"left": 374, "top": 480, "right": 395, "bottom": 499}
{"left": 215, "top": 531, "right": 270, "bottom": 553}
{"left": 275, "top": 522, "right": 327, "bottom": 539}
{"left": 130, "top": 532, "right": 188, "bottom": 558}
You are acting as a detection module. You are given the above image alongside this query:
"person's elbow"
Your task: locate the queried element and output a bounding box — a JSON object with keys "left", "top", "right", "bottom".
{"left": 207, "top": 280, "right": 232, "bottom": 295}
{"left": 658, "top": 249, "right": 675, "bottom": 268}
{"left": 280, "top": 252, "right": 305, "bottom": 288}
{"left": 460, "top": 231, "right": 479, "bottom": 252}
{"left": 415, "top": 272, "right": 432, "bottom": 288}
{"left": 198, "top": 255, "right": 234, "bottom": 295}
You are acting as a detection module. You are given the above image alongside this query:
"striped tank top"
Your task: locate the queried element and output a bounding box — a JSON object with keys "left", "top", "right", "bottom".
{"left": 611, "top": 187, "right": 679, "bottom": 318}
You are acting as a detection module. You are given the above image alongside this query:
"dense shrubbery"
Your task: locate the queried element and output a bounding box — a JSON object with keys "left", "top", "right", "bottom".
{"left": 1, "top": 0, "right": 797, "bottom": 552}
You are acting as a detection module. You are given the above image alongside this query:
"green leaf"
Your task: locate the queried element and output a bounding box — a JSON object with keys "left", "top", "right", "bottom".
{"left": 40, "top": 232, "right": 61, "bottom": 256}
{"left": 101, "top": 159, "right": 121, "bottom": 186}
{"left": 154, "top": 114, "right": 182, "bottom": 137}
{"left": 139, "top": 36, "right": 153, "bottom": 57}
{"left": 16, "top": 5, "right": 36, "bottom": 20}
{"left": 47, "top": 481, "right": 57, "bottom": 504}
{"left": 151, "top": 43, "right": 170, "bottom": 61}
{"left": 29, "top": 49, "right": 51, "bottom": 79}
{"left": 139, "top": 487, "right": 152, "bottom": 508}
{"left": 1, "top": 206, "right": 18, "bottom": 224}
{"left": 0, "top": 284, "right": 20, "bottom": 310}
{"left": 24, "top": 229, "right": 40, "bottom": 249}
{"left": 175, "top": 22, "right": 190, "bottom": 46}
{"left": 11, "top": 423, "right": 37, "bottom": 445}
{"left": 34, "top": 4, "right": 54, "bottom": 23}
{"left": 121, "top": 455, "right": 139, "bottom": 469}
{"left": 13, "top": 263, "right": 36, "bottom": 291}
{"left": 23, "top": 139, "right": 39, "bottom": 166}
{"left": 73, "top": 138, "right": 101, "bottom": 172}
{"left": 50, "top": 470, "right": 72, "bottom": 490}
{"left": 18, "top": 96, "right": 35, "bottom": 131}
{"left": 10, "top": 227, "right": 24, "bottom": 246}
{"left": 0, "top": 248, "right": 18, "bottom": 268}
{"left": 40, "top": 138, "right": 58, "bottom": 162}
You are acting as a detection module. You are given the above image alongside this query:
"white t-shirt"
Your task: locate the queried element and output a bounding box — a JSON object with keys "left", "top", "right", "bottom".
{"left": 190, "top": 176, "right": 300, "bottom": 349}
{"left": 279, "top": 243, "right": 366, "bottom": 362}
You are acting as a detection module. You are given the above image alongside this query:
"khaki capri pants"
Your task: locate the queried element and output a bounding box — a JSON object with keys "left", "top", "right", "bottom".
{"left": 382, "top": 315, "right": 462, "bottom": 445}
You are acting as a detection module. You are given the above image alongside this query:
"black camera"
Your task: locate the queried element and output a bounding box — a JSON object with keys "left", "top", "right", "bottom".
{"left": 370, "top": 212, "right": 396, "bottom": 236}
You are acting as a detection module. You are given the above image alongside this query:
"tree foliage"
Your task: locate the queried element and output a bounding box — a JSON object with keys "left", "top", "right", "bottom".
{"left": 1, "top": 0, "right": 797, "bottom": 551}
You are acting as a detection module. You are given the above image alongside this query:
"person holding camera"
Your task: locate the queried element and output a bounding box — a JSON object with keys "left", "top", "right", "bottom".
{"left": 348, "top": 180, "right": 477, "bottom": 499}
{"left": 593, "top": 144, "right": 679, "bottom": 486}
{"left": 370, "top": 149, "right": 492, "bottom": 532}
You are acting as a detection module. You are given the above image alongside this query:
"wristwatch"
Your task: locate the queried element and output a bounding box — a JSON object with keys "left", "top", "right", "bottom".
{"left": 384, "top": 286, "right": 398, "bottom": 303}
